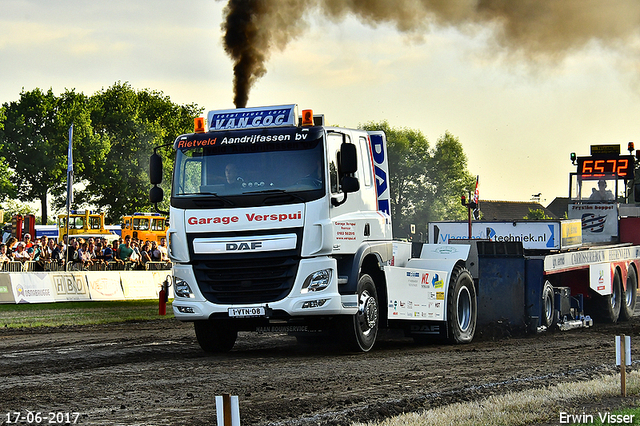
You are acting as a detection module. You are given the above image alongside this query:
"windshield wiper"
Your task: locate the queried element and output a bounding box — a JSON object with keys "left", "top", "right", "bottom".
{"left": 177, "top": 192, "right": 235, "bottom": 206}
{"left": 242, "top": 189, "right": 306, "bottom": 202}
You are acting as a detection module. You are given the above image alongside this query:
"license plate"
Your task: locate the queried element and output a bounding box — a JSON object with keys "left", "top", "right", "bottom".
{"left": 228, "top": 306, "right": 266, "bottom": 318}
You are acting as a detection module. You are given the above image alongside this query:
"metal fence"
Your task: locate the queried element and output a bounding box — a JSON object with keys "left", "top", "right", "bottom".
{"left": 0, "top": 260, "right": 172, "bottom": 272}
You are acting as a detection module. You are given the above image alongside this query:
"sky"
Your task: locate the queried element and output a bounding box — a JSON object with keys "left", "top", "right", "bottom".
{"left": 2, "top": 0, "right": 640, "bottom": 206}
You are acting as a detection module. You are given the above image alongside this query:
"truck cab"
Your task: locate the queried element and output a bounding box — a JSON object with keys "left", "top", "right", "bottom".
{"left": 121, "top": 212, "right": 168, "bottom": 243}
{"left": 151, "top": 105, "right": 393, "bottom": 352}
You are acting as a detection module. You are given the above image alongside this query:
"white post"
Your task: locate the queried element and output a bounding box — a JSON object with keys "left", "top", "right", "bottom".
{"left": 216, "top": 394, "right": 240, "bottom": 426}
{"left": 616, "top": 335, "right": 631, "bottom": 397}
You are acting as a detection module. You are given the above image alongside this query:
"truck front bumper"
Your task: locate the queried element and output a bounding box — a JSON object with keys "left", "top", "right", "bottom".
{"left": 171, "top": 257, "right": 358, "bottom": 321}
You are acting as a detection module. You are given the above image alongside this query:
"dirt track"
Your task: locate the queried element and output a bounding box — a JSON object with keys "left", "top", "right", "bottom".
{"left": 1, "top": 316, "right": 639, "bottom": 426}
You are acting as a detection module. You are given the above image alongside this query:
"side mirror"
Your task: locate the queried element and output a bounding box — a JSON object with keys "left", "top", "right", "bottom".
{"left": 341, "top": 176, "right": 359, "bottom": 193}
{"left": 150, "top": 185, "right": 164, "bottom": 203}
{"left": 340, "top": 143, "right": 358, "bottom": 174}
{"left": 150, "top": 152, "right": 163, "bottom": 185}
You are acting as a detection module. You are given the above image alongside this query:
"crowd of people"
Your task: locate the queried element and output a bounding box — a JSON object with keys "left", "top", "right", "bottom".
{"left": 0, "top": 233, "right": 171, "bottom": 271}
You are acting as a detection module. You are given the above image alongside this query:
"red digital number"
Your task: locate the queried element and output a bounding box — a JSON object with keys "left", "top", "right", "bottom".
{"left": 617, "top": 159, "right": 629, "bottom": 177}
{"left": 594, "top": 160, "right": 605, "bottom": 174}
{"left": 582, "top": 160, "right": 593, "bottom": 174}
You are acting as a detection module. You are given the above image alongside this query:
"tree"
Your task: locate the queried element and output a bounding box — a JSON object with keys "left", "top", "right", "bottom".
{"left": 0, "top": 88, "right": 94, "bottom": 224}
{"left": 0, "top": 105, "right": 16, "bottom": 202}
{"left": 1, "top": 200, "right": 36, "bottom": 223}
{"left": 86, "top": 82, "right": 202, "bottom": 222}
{"left": 359, "top": 122, "right": 475, "bottom": 238}
{"left": 413, "top": 132, "right": 476, "bottom": 230}
{"left": 524, "top": 208, "right": 553, "bottom": 220}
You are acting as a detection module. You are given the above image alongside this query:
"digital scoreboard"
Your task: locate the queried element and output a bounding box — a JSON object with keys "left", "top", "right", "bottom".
{"left": 576, "top": 155, "right": 635, "bottom": 179}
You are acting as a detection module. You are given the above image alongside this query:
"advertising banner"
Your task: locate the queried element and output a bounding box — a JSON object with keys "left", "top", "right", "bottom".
{"left": 430, "top": 221, "right": 566, "bottom": 250}
{"left": 10, "top": 273, "right": 55, "bottom": 303}
{"left": 384, "top": 266, "right": 447, "bottom": 321}
{"left": 0, "top": 271, "right": 168, "bottom": 304}
{"left": 50, "top": 273, "right": 91, "bottom": 301}
{"left": 86, "top": 273, "right": 125, "bottom": 300}
{"left": 568, "top": 203, "right": 618, "bottom": 243}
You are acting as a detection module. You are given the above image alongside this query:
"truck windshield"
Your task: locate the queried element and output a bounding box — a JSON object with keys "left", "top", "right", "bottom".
{"left": 172, "top": 127, "right": 325, "bottom": 205}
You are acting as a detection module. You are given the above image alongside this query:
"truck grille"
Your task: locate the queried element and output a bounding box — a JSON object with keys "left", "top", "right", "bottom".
{"left": 193, "top": 256, "right": 299, "bottom": 304}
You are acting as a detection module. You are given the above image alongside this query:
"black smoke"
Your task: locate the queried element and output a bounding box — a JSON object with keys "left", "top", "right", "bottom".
{"left": 220, "top": 0, "right": 640, "bottom": 108}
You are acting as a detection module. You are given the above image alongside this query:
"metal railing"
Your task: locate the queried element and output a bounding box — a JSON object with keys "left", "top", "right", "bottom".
{"left": 0, "top": 260, "right": 172, "bottom": 272}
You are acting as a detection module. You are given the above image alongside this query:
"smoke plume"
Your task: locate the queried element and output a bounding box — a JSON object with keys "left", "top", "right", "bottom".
{"left": 221, "top": 0, "right": 640, "bottom": 108}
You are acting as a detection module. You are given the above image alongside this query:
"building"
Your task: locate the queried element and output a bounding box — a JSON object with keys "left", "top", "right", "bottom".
{"left": 478, "top": 200, "right": 559, "bottom": 221}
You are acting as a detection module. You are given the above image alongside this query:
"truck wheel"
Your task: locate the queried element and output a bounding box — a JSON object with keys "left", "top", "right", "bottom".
{"left": 593, "top": 270, "right": 622, "bottom": 323}
{"left": 620, "top": 267, "right": 637, "bottom": 321}
{"left": 194, "top": 320, "right": 237, "bottom": 353}
{"left": 541, "top": 281, "right": 555, "bottom": 328}
{"left": 339, "top": 274, "right": 379, "bottom": 352}
{"left": 447, "top": 265, "right": 477, "bottom": 344}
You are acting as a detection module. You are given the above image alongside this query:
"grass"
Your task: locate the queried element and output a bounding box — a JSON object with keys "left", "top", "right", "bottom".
{"left": 353, "top": 371, "right": 640, "bottom": 426}
{"left": 580, "top": 407, "right": 640, "bottom": 425}
{"left": 0, "top": 300, "right": 174, "bottom": 328}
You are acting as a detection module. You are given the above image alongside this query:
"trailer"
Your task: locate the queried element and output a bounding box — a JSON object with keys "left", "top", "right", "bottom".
{"left": 430, "top": 143, "right": 640, "bottom": 333}
{"left": 149, "top": 105, "right": 640, "bottom": 352}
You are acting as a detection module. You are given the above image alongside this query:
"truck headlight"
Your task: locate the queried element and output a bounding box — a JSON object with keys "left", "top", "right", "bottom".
{"left": 301, "top": 269, "right": 332, "bottom": 293}
{"left": 174, "top": 277, "right": 194, "bottom": 298}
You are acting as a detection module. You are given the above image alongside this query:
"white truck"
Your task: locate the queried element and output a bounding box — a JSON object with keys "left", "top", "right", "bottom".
{"left": 149, "top": 105, "right": 640, "bottom": 352}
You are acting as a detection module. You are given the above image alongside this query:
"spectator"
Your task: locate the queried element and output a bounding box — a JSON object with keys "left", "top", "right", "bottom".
{"left": 118, "top": 236, "right": 134, "bottom": 262}
{"left": 129, "top": 241, "right": 142, "bottom": 268}
{"left": 23, "top": 233, "right": 33, "bottom": 250}
{"left": 110, "top": 240, "right": 123, "bottom": 265}
{"left": 43, "top": 238, "right": 55, "bottom": 260}
{"left": 103, "top": 241, "right": 114, "bottom": 262}
{"left": 0, "top": 243, "right": 9, "bottom": 266}
{"left": 149, "top": 241, "right": 161, "bottom": 261}
{"left": 13, "top": 242, "right": 31, "bottom": 262}
{"left": 65, "top": 238, "right": 78, "bottom": 265}
{"left": 158, "top": 237, "right": 170, "bottom": 262}
{"left": 29, "top": 239, "right": 42, "bottom": 261}
{"left": 51, "top": 241, "right": 65, "bottom": 265}
{"left": 77, "top": 242, "right": 93, "bottom": 268}
{"left": 92, "top": 242, "right": 105, "bottom": 263}
{"left": 5, "top": 237, "right": 17, "bottom": 258}
{"left": 140, "top": 241, "right": 153, "bottom": 264}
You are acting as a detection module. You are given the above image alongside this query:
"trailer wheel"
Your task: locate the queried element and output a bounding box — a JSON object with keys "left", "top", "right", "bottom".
{"left": 447, "top": 265, "right": 477, "bottom": 344}
{"left": 194, "top": 320, "right": 238, "bottom": 353}
{"left": 620, "top": 267, "right": 637, "bottom": 321}
{"left": 541, "top": 281, "right": 555, "bottom": 328}
{"left": 339, "top": 274, "right": 379, "bottom": 352}
{"left": 593, "top": 270, "right": 622, "bottom": 323}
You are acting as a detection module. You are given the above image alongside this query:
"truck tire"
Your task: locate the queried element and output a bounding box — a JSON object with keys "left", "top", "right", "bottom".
{"left": 620, "top": 267, "right": 637, "bottom": 321}
{"left": 339, "top": 274, "right": 379, "bottom": 352}
{"left": 194, "top": 320, "right": 238, "bottom": 353}
{"left": 593, "top": 270, "right": 622, "bottom": 323}
{"left": 541, "top": 281, "right": 555, "bottom": 328}
{"left": 447, "top": 265, "right": 477, "bottom": 344}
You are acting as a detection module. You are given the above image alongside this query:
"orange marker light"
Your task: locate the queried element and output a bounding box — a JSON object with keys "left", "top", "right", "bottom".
{"left": 194, "top": 117, "right": 206, "bottom": 133}
{"left": 301, "top": 109, "right": 314, "bottom": 126}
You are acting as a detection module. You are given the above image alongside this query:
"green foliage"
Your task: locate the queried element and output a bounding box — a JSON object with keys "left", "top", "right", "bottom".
{"left": 359, "top": 122, "right": 475, "bottom": 238}
{"left": 524, "top": 208, "right": 553, "bottom": 220}
{"left": 0, "top": 83, "right": 202, "bottom": 224}
{"left": 1, "top": 200, "right": 36, "bottom": 223}
{"left": 0, "top": 88, "right": 93, "bottom": 224}
{"left": 87, "top": 82, "right": 202, "bottom": 222}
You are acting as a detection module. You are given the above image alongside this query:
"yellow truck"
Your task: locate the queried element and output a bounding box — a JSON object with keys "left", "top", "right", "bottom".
{"left": 121, "top": 212, "right": 168, "bottom": 243}
{"left": 57, "top": 210, "right": 117, "bottom": 241}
